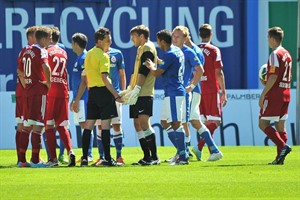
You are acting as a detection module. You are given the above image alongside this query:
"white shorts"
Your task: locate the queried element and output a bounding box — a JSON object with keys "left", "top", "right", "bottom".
{"left": 189, "top": 92, "right": 201, "bottom": 121}
{"left": 73, "top": 100, "right": 86, "bottom": 124}
{"left": 161, "top": 96, "right": 185, "bottom": 123}
{"left": 95, "top": 101, "right": 122, "bottom": 125}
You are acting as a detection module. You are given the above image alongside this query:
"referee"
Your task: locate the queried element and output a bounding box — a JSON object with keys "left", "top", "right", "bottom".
{"left": 80, "top": 27, "right": 123, "bottom": 167}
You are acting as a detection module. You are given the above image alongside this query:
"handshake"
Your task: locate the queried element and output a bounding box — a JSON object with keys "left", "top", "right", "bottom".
{"left": 118, "top": 85, "right": 141, "bottom": 105}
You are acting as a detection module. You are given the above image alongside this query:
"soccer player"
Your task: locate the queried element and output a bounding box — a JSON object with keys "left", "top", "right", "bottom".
{"left": 94, "top": 46, "right": 127, "bottom": 166}
{"left": 15, "top": 26, "right": 38, "bottom": 167}
{"left": 259, "top": 27, "right": 292, "bottom": 165}
{"left": 193, "top": 24, "right": 227, "bottom": 160}
{"left": 18, "top": 26, "right": 52, "bottom": 168}
{"left": 69, "top": 32, "right": 94, "bottom": 163}
{"left": 144, "top": 29, "right": 187, "bottom": 165}
{"left": 44, "top": 27, "right": 76, "bottom": 167}
{"left": 170, "top": 26, "right": 222, "bottom": 162}
{"left": 80, "top": 27, "right": 123, "bottom": 167}
{"left": 124, "top": 25, "right": 159, "bottom": 165}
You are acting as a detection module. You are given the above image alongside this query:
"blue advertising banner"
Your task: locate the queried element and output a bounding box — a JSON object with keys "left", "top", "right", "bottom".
{"left": 0, "top": 0, "right": 246, "bottom": 91}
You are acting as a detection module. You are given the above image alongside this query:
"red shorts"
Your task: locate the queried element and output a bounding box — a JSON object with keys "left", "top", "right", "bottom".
{"left": 15, "top": 95, "right": 24, "bottom": 122}
{"left": 260, "top": 98, "right": 289, "bottom": 121}
{"left": 45, "top": 96, "right": 69, "bottom": 126}
{"left": 200, "top": 93, "right": 222, "bottom": 121}
{"left": 23, "top": 95, "right": 47, "bottom": 126}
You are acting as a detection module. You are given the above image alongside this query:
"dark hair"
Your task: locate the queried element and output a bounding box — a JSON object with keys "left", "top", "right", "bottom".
{"left": 72, "top": 33, "right": 88, "bottom": 49}
{"left": 50, "top": 26, "right": 60, "bottom": 43}
{"left": 35, "top": 26, "right": 52, "bottom": 41}
{"left": 26, "top": 26, "right": 38, "bottom": 39}
{"left": 199, "top": 24, "right": 212, "bottom": 39}
{"left": 130, "top": 25, "right": 150, "bottom": 39}
{"left": 268, "top": 27, "right": 284, "bottom": 43}
{"left": 156, "top": 29, "right": 172, "bottom": 45}
{"left": 94, "top": 27, "right": 110, "bottom": 43}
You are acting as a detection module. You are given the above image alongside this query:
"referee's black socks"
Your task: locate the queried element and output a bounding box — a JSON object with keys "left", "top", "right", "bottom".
{"left": 82, "top": 129, "right": 92, "bottom": 160}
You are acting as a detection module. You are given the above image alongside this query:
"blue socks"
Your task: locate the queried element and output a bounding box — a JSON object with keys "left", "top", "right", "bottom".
{"left": 198, "top": 126, "right": 219, "bottom": 153}
{"left": 113, "top": 131, "right": 123, "bottom": 159}
{"left": 174, "top": 126, "right": 186, "bottom": 160}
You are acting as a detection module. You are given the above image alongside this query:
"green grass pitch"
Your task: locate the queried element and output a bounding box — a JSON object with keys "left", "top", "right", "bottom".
{"left": 0, "top": 146, "right": 299, "bottom": 199}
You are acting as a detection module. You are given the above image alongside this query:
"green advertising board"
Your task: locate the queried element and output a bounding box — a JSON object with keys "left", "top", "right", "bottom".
{"left": 269, "top": 1, "right": 298, "bottom": 88}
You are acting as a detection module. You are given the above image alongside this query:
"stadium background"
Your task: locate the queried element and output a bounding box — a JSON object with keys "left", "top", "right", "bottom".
{"left": 0, "top": 0, "right": 298, "bottom": 149}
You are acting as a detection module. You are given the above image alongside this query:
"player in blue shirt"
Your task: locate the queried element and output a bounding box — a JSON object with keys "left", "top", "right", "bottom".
{"left": 94, "top": 47, "right": 127, "bottom": 166}
{"left": 68, "top": 33, "right": 94, "bottom": 163}
{"left": 145, "top": 29, "right": 188, "bottom": 165}
{"left": 172, "top": 26, "right": 223, "bottom": 162}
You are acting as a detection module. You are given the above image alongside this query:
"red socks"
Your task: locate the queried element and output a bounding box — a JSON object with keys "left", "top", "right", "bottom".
{"left": 56, "top": 126, "right": 72, "bottom": 154}
{"left": 45, "top": 128, "right": 57, "bottom": 161}
{"left": 19, "top": 129, "right": 30, "bottom": 163}
{"left": 15, "top": 130, "right": 22, "bottom": 162}
{"left": 31, "top": 131, "right": 42, "bottom": 163}
{"left": 264, "top": 126, "right": 285, "bottom": 158}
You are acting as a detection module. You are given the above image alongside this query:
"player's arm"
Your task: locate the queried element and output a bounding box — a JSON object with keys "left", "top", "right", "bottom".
{"left": 259, "top": 73, "right": 277, "bottom": 108}
{"left": 144, "top": 58, "right": 165, "bottom": 77}
{"left": 135, "top": 51, "right": 155, "bottom": 87}
{"left": 119, "top": 69, "right": 126, "bottom": 91}
{"left": 42, "top": 63, "right": 51, "bottom": 89}
{"left": 102, "top": 72, "right": 123, "bottom": 103}
{"left": 17, "top": 68, "right": 25, "bottom": 88}
{"left": 186, "top": 64, "right": 204, "bottom": 93}
{"left": 72, "top": 70, "right": 87, "bottom": 112}
{"left": 216, "top": 68, "right": 227, "bottom": 106}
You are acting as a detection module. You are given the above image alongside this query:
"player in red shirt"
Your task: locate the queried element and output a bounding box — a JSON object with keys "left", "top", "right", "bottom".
{"left": 15, "top": 26, "right": 38, "bottom": 166}
{"left": 18, "top": 26, "right": 52, "bottom": 167}
{"left": 259, "top": 27, "right": 292, "bottom": 165}
{"left": 44, "top": 27, "right": 76, "bottom": 167}
{"left": 192, "top": 24, "right": 227, "bottom": 161}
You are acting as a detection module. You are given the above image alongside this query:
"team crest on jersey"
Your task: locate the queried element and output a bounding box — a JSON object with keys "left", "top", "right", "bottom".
{"left": 111, "top": 56, "right": 116, "bottom": 63}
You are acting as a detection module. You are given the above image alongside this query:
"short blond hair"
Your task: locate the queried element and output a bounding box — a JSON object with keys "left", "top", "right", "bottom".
{"left": 172, "top": 25, "right": 189, "bottom": 37}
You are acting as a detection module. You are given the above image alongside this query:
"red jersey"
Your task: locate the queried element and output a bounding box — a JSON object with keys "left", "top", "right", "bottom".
{"left": 198, "top": 43, "right": 223, "bottom": 94}
{"left": 21, "top": 44, "right": 49, "bottom": 96}
{"left": 47, "top": 45, "right": 69, "bottom": 98}
{"left": 266, "top": 46, "right": 292, "bottom": 102}
{"left": 16, "top": 46, "right": 28, "bottom": 97}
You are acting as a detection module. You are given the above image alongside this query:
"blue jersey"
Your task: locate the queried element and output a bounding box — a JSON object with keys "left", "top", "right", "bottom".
{"left": 190, "top": 43, "right": 205, "bottom": 93}
{"left": 108, "top": 47, "right": 125, "bottom": 92}
{"left": 72, "top": 50, "right": 88, "bottom": 102}
{"left": 182, "top": 45, "right": 201, "bottom": 88}
{"left": 158, "top": 45, "right": 185, "bottom": 97}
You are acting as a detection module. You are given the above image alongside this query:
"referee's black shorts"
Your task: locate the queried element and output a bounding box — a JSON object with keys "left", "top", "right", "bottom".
{"left": 87, "top": 87, "right": 118, "bottom": 120}
{"left": 129, "top": 96, "right": 153, "bottom": 118}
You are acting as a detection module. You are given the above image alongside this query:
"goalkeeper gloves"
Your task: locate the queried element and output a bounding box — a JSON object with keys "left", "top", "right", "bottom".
{"left": 127, "top": 85, "right": 141, "bottom": 105}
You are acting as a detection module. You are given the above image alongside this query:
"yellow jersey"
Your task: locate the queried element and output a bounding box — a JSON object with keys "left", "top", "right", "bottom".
{"left": 84, "top": 46, "right": 110, "bottom": 88}
{"left": 129, "top": 40, "right": 157, "bottom": 96}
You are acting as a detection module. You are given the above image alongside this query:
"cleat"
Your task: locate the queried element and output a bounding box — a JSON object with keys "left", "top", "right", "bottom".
{"left": 268, "top": 159, "right": 281, "bottom": 165}
{"left": 88, "top": 156, "right": 93, "bottom": 162}
{"left": 58, "top": 154, "right": 69, "bottom": 164}
{"left": 132, "top": 159, "right": 152, "bottom": 166}
{"left": 46, "top": 160, "right": 59, "bottom": 167}
{"left": 151, "top": 159, "right": 161, "bottom": 165}
{"left": 17, "top": 161, "right": 31, "bottom": 168}
{"left": 91, "top": 158, "right": 104, "bottom": 167}
{"left": 192, "top": 146, "right": 202, "bottom": 161}
{"left": 102, "top": 158, "right": 118, "bottom": 167}
{"left": 207, "top": 152, "right": 223, "bottom": 161}
{"left": 277, "top": 145, "right": 292, "bottom": 165}
{"left": 165, "top": 154, "right": 178, "bottom": 163}
{"left": 170, "top": 158, "right": 189, "bottom": 166}
{"left": 30, "top": 161, "right": 50, "bottom": 168}
{"left": 116, "top": 157, "right": 125, "bottom": 166}
{"left": 80, "top": 157, "right": 88, "bottom": 167}
{"left": 68, "top": 153, "right": 76, "bottom": 167}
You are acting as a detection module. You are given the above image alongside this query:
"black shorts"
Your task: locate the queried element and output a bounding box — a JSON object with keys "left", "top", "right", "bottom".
{"left": 87, "top": 87, "right": 118, "bottom": 120}
{"left": 129, "top": 96, "right": 153, "bottom": 118}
